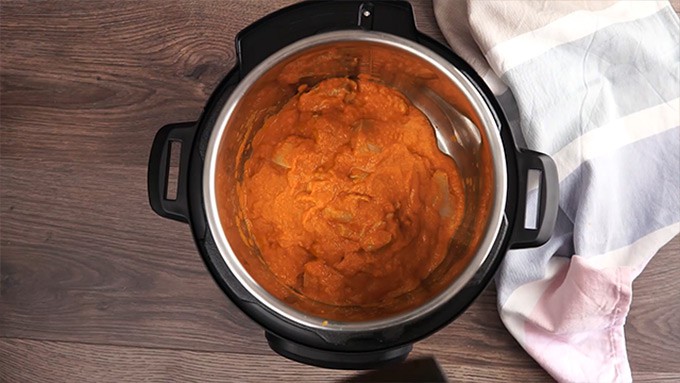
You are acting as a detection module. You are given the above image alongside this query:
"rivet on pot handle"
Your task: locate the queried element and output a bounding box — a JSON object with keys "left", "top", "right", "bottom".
{"left": 510, "top": 149, "right": 559, "bottom": 249}
{"left": 148, "top": 122, "right": 197, "bottom": 223}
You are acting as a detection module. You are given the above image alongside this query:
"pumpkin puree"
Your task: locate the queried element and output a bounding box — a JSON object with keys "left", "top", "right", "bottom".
{"left": 239, "top": 77, "right": 465, "bottom": 307}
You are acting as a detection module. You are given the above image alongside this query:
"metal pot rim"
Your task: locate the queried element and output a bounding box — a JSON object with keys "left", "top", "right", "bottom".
{"left": 203, "top": 30, "right": 508, "bottom": 332}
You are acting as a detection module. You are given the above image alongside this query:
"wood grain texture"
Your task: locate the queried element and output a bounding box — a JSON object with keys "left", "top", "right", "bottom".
{"left": 0, "top": 337, "right": 553, "bottom": 383}
{"left": 627, "top": 236, "right": 680, "bottom": 375}
{"left": 1, "top": 0, "right": 678, "bottom": 381}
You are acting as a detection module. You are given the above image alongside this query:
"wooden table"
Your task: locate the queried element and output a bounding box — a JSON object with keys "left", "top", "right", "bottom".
{"left": 1, "top": 1, "right": 678, "bottom": 381}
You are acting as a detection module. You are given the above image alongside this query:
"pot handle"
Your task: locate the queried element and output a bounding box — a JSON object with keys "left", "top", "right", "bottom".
{"left": 265, "top": 331, "right": 412, "bottom": 370}
{"left": 236, "top": 1, "right": 418, "bottom": 77}
{"left": 147, "top": 122, "right": 197, "bottom": 223}
{"left": 510, "top": 149, "right": 559, "bottom": 249}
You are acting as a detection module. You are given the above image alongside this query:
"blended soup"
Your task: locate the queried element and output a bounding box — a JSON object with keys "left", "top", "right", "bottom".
{"left": 238, "top": 77, "right": 465, "bottom": 308}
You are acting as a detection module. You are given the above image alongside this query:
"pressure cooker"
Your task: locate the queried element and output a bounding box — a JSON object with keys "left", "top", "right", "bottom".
{"left": 148, "top": 0, "right": 558, "bottom": 370}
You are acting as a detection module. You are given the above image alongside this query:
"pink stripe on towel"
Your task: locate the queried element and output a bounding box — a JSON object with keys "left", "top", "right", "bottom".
{"left": 523, "top": 256, "right": 634, "bottom": 382}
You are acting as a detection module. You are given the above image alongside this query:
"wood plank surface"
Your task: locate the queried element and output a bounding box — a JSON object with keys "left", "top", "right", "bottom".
{"left": 1, "top": 1, "right": 678, "bottom": 381}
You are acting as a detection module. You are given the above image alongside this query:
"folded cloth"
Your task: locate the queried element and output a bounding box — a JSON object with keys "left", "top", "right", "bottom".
{"left": 433, "top": 1, "right": 680, "bottom": 382}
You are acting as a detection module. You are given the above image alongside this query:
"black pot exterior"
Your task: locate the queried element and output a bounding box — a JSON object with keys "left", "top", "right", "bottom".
{"left": 147, "top": 0, "right": 558, "bottom": 370}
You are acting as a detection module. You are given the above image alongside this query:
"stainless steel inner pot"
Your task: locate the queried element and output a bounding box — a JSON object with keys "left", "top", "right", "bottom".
{"left": 204, "top": 31, "right": 507, "bottom": 331}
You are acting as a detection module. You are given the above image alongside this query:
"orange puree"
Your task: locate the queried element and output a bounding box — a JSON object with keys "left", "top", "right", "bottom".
{"left": 239, "top": 77, "right": 464, "bottom": 308}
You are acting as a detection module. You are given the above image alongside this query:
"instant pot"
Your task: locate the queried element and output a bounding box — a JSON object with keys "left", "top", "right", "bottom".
{"left": 148, "top": 1, "right": 558, "bottom": 370}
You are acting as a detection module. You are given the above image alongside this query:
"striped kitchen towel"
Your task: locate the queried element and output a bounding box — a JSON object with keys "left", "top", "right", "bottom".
{"left": 433, "top": 1, "right": 680, "bottom": 382}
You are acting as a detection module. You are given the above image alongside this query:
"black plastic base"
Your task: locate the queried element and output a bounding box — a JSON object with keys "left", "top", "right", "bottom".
{"left": 266, "top": 332, "right": 412, "bottom": 370}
